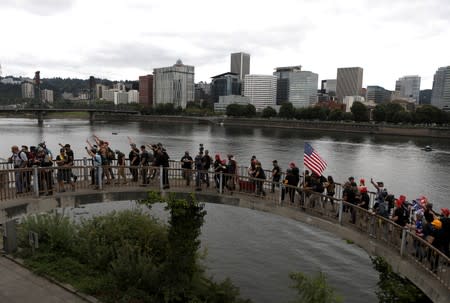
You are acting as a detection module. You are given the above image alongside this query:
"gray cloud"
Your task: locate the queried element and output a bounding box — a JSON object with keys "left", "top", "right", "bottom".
{"left": 1, "top": 0, "right": 75, "bottom": 16}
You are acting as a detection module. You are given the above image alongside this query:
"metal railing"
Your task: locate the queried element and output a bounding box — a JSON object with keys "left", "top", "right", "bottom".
{"left": 0, "top": 164, "right": 448, "bottom": 292}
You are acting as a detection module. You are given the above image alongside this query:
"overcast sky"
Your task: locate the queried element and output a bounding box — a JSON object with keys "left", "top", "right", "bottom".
{"left": 1, "top": 0, "right": 449, "bottom": 89}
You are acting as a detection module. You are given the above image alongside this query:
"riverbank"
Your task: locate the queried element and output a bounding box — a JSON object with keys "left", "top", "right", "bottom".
{"left": 104, "top": 114, "right": 450, "bottom": 139}
{"left": 2, "top": 112, "right": 450, "bottom": 138}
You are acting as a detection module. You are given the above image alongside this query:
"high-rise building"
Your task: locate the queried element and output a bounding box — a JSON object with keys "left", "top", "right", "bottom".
{"left": 289, "top": 71, "right": 319, "bottom": 108}
{"left": 230, "top": 52, "right": 250, "bottom": 81}
{"left": 431, "top": 66, "right": 450, "bottom": 110}
{"left": 21, "top": 82, "right": 34, "bottom": 99}
{"left": 41, "top": 89, "right": 54, "bottom": 103}
{"left": 210, "top": 72, "right": 241, "bottom": 103}
{"left": 366, "top": 86, "right": 391, "bottom": 104}
{"left": 273, "top": 65, "right": 302, "bottom": 104}
{"left": 395, "top": 75, "right": 421, "bottom": 104}
{"left": 321, "top": 79, "right": 337, "bottom": 95}
{"left": 139, "top": 75, "right": 153, "bottom": 106}
{"left": 243, "top": 74, "right": 277, "bottom": 111}
{"left": 336, "top": 67, "right": 363, "bottom": 101}
{"left": 128, "top": 90, "right": 139, "bottom": 103}
{"left": 194, "top": 81, "right": 211, "bottom": 103}
{"left": 114, "top": 91, "right": 129, "bottom": 105}
{"left": 419, "top": 89, "right": 432, "bottom": 105}
{"left": 95, "top": 84, "right": 108, "bottom": 100}
{"left": 153, "top": 59, "right": 195, "bottom": 109}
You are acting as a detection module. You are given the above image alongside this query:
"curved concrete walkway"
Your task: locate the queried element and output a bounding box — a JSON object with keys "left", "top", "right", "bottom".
{"left": 0, "top": 256, "right": 88, "bottom": 303}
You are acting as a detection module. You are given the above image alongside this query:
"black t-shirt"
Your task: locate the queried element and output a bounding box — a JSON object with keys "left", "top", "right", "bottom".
{"left": 393, "top": 207, "right": 408, "bottom": 226}
{"left": 202, "top": 155, "right": 212, "bottom": 169}
{"left": 129, "top": 150, "right": 140, "bottom": 165}
{"left": 195, "top": 155, "right": 203, "bottom": 170}
{"left": 140, "top": 150, "right": 150, "bottom": 165}
{"left": 272, "top": 166, "right": 281, "bottom": 179}
{"left": 117, "top": 152, "right": 125, "bottom": 165}
{"left": 181, "top": 155, "right": 193, "bottom": 169}
{"left": 65, "top": 149, "right": 74, "bottom": 165}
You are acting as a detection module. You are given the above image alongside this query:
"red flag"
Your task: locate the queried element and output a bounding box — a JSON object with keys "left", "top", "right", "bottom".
{"left": 304, "top": 142, "right": 327, "bottom": 176}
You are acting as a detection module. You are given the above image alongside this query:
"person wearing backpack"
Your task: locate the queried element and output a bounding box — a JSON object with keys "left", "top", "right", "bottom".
{"left": 9, "top": 145, "right": 28, "bottom": 194}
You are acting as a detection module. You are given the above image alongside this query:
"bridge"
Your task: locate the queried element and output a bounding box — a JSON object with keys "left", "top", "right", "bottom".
{"left": 0, "top": 162, "right": 448, "bottom": 302}
{"left": 0, "top": 108, "right": 141, "bottom": 123}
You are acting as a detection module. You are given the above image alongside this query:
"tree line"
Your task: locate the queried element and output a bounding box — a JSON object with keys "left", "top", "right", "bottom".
{"left": 226, "top": 102, "right": 450, "bottom": 125}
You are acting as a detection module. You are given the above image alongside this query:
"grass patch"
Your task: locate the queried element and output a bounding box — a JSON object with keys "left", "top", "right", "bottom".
{"left": 344, "top": 239, "right": 354, "bottom": 244}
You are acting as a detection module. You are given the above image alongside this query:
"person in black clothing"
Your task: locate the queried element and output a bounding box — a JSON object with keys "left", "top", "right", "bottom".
{"left": 271, "top": 160, "right": 281, "bottom": 193}
{"left": 282, "top": 168, "right": 299, "bottom": 204}
{"left": 202, "top": 150, "right": 212, "bottom": 187}
{"left": 154, "top": 147, "right": 170, "bottom": 189}
{"left": 181, "top": 151, "right": 193, "bottom": 186}
{"left": 214, "top": 159, "right": 228, "bottom": 192}
{"left": 213, "top": 154, "right": 223, "bottom": 190}
{"left": 392, "top": 196, "right": 409, "bottom": 227}
{"left": 357, "top": 186, "right": 370, "bottom": 210}
{"left": 140, "top": 145, "right": 150, "bottom": 185}
{"left": 254, "top": 160, "right": 266, "bottom": 196}
{"left": 128, "top": 144, "right": 140, "bottom": 182}
{"left": 34, "top": 147, "right": 53, "bottom": 195}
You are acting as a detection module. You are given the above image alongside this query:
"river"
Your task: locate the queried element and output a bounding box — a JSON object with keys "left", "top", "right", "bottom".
{"left": 1, "top": 118, "right": 449, "bottom": 209}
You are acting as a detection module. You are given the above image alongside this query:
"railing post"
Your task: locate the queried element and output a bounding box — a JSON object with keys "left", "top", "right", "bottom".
{"left": 160, "top": 165, "right": 163, "bottom": 191}
{"left": 33, "top": 166, "right": 39, "bottom": 198}
{"left": 400, "top": 228, "right": 407, "bottom": 257}
{"left": 338, "top": 201, "right": 343, "bottom": 225}
{"left": 83, "top": 157, "right": 88, "bottom": 182}
{"left": 219, "top": 172, "right": 223, "bottom": 194}
{"left": 97, "top": 166, "right": 103, "bottom": 190}
{"left": 278, "top": 182, "right": 283, "bottom": 205}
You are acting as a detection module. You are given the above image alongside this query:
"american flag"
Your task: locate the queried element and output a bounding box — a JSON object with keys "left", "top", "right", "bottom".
{"left": 304, "top": 142, "right": 327, "bottom": 176}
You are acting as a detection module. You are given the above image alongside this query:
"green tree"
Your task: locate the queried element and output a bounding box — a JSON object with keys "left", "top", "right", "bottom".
{"left": 328, "top": 109, "right": 344, "bottom": 121}
{"left": 372, "top": 105, "right": 386, "bottom": 122}
{"left": 243, "top": 104, "right": 256, "bottom": 117}
{"left": 226, "top": 103, "right": 242, "bottom": 117}
{"left": 261, "top": 106, "right": 277, "bottom": 118}
{"left": 279, "top": 102, "right": 296, "bottom": 119}
{"left": 342, "top": 112, "right": 354, "bottom": 121}
{"left": 289, "top": 271, "right": 342, "bottom": 303}
{"left": 351, "top": 101, "right": 369, "bottom": 122}
{"left": 385, "top": 103, "right": 404, "bottom": 123}
{"left": 371, "top": 256, "right": 431, "bottom": 303}
{"left": 414, "top": 105, "right": 447, "bottom": 124}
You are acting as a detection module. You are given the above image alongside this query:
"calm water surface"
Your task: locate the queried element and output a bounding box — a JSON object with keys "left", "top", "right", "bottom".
{"left": 1, "top": 118, "right": 449, "bottom": 208}
{"left": 60, "top": 200, "right": 378, "bottom": 303}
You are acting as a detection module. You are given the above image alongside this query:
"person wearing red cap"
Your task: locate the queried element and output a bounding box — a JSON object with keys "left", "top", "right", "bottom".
{"left": 357, "top": 186, "right": 370, "bottom": 210}
{"left": 392, "top": 196, "right": 409, "bottom": 227}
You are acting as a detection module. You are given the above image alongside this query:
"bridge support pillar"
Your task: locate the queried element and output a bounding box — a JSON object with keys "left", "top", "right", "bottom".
{"left": 89, "top": 112, "right": 95, "bottom": 123}
{"left": 37, "top": 112, "right": 44, "bottom": 125}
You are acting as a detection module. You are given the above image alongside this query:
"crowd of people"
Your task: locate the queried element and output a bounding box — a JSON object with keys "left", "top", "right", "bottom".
{"left": 5, "top": 138, "right": 449, "bottom": 257}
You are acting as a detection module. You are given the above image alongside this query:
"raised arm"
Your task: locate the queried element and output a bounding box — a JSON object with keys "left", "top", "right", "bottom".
{"left": 370, "top": 178, "right": 380, "bottom": 191}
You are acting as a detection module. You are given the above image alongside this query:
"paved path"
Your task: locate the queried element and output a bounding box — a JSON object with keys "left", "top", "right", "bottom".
{"left": 0, "top": 256, "right": 87, "bottom": 303}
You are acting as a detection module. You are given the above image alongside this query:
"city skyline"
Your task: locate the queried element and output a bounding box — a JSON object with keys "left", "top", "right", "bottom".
{"left": 1, "top": 0, "right": 449, "bottom": 90}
